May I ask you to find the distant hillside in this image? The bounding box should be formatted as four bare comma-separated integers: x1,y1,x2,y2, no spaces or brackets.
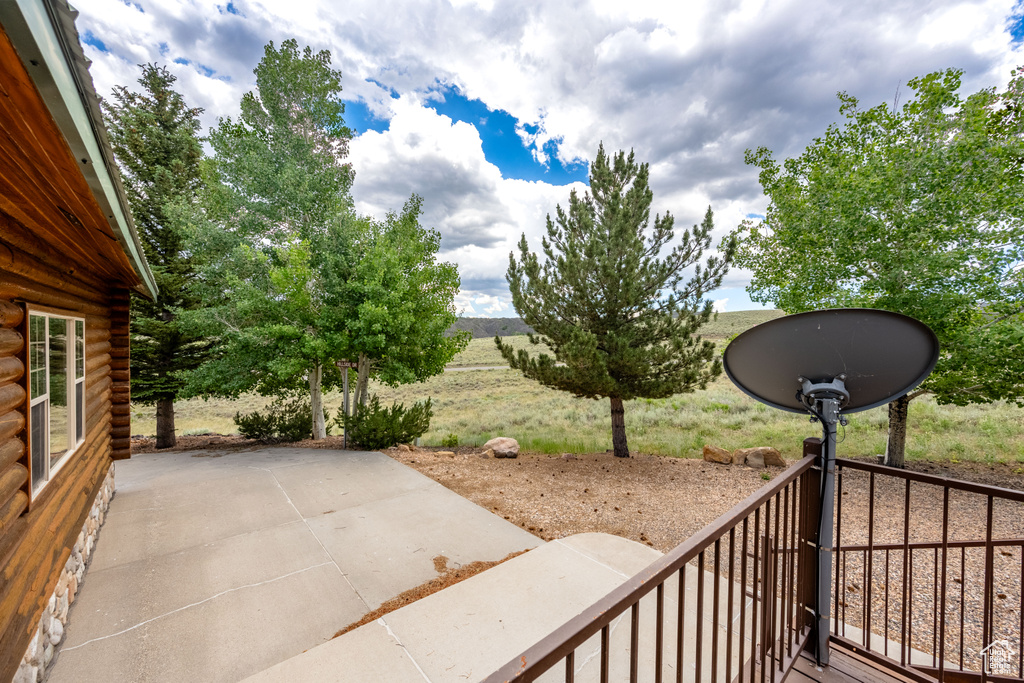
448,310,783,340
448,317,534,339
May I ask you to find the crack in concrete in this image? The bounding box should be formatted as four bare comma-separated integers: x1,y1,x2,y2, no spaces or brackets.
63,561,335,651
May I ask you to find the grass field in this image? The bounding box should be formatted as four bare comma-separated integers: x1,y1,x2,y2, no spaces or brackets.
131,311,1024,463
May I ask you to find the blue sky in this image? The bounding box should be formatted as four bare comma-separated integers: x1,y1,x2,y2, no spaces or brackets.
75,0,1021,316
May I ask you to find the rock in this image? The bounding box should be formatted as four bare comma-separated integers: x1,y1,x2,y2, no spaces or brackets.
48,619,63,645
561,453,577,460
12,664,37,683
479,449,493,459
434,451,456,457
396,444,411,452
702,444,733,465
484,437,520,459
734,446,786,468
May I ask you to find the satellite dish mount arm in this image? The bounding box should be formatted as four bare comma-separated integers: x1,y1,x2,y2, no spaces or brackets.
798,375,848,668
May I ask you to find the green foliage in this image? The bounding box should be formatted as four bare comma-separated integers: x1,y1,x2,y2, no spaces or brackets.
499,144,735,457
441,433,459,448
234,396,322,442
321,196,470,389
338,395,433,449
731,66,1024,463
183,40,356,438
185,41,465,440
104,64,212,445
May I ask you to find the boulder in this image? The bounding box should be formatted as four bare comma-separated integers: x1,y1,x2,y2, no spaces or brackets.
484,437,520,459
734,446,786,468
702,444,732,465
479,449,494,459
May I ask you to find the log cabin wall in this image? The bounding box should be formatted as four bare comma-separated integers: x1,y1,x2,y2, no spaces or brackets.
0,17,143,681
0,284,115,681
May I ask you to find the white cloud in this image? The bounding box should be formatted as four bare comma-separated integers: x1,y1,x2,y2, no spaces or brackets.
714,298,729,313
73,0,1024,317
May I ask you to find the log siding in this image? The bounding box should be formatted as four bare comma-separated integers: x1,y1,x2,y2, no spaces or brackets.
0,17,146,682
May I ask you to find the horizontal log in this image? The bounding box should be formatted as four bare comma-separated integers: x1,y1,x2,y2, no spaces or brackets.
0,384,24,418
0,271,108,318
0,357,23,385
111,449,130,461
85,353,110,376
0,490,28,541
84,325,110,344
0,438,23,473
0,301,22,329
0,214,110,294
86,400,111,433
0,411,24,443
0,328,22,357
110,404,130,417
85,390,111,415
85,340,111,359
109,411,130,425
85,376,111,403
108,348,129,361
0,463,27,511
110,437,131,452
109,425,131,439
110,385,129,399
110,369,129,382
0,236,106,303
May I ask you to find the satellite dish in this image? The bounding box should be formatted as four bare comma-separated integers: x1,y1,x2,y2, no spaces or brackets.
724,308,939,669
723,308,939,415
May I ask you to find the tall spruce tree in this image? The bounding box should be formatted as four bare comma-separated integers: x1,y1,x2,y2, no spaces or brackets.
104,64,210,449
499,145,736,457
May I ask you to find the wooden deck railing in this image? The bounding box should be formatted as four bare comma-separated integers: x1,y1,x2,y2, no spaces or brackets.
483,443,822,683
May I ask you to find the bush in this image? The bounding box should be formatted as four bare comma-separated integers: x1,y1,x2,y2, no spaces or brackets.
441,433,459,448
338,395,432,450
235,397,325,443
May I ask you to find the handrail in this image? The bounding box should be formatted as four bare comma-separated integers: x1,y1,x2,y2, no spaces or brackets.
483,453,818,682
835,458,1024,503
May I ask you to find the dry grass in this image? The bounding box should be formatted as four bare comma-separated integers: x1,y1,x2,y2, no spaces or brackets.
131,319,1024,464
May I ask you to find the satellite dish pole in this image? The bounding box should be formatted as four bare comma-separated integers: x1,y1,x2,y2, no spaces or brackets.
797,375,850,667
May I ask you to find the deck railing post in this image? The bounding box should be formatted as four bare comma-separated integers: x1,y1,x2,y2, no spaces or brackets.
799,437,823,656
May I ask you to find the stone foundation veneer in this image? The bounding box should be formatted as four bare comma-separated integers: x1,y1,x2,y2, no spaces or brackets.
13,466,115,683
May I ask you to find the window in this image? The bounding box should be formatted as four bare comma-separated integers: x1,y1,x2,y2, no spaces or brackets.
28,312,85,497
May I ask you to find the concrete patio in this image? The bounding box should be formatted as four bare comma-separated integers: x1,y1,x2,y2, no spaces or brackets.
47,447,545,682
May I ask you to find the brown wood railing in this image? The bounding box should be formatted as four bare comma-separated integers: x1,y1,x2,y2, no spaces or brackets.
483,442,823,683
832,458,1024,683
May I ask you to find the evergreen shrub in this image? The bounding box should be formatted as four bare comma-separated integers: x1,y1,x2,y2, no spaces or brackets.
235,397,323,442
338,395,432,449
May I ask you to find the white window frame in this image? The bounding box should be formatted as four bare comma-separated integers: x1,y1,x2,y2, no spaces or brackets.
28,310,86,499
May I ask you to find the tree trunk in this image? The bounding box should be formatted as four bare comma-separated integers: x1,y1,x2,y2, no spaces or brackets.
610,396,629,458
356,354,371,407
883,394,911,468
308,363,327,440
155,398,176,449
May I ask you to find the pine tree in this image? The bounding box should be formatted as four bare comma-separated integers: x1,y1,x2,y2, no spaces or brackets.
499,145,735,457
104,64,210,449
